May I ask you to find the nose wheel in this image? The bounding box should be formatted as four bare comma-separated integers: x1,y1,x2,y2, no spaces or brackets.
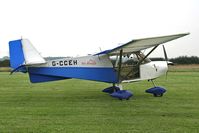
153,93,163,97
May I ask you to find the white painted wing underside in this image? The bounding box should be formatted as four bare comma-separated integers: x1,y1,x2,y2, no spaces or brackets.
22,39,46,65
109,33,189,55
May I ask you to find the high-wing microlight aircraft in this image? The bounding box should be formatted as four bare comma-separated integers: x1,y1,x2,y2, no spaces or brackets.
9,33,189,100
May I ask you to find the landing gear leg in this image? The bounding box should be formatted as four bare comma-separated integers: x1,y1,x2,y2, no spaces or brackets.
102,83,120,93
150,79,156,87
113,83,120,92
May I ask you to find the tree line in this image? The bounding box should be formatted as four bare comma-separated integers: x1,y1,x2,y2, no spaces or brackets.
0,56,199,67
0,59,10,67
170,56,199,64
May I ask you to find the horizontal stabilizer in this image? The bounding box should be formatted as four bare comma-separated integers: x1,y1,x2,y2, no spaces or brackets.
10,65,27,74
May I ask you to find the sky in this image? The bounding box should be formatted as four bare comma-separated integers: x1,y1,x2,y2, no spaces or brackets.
0,0,198,58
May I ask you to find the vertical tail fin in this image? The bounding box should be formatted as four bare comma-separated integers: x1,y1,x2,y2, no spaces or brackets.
21,39,46,65
9,39,46,73
9,39,66,83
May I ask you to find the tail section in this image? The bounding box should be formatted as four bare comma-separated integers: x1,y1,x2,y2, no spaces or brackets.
9,39,46,73
9,39,68,83
9,39,27,73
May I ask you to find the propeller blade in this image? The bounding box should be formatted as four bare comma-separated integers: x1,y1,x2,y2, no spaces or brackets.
166,70,168,80
162,45,168,62
163,45,169,80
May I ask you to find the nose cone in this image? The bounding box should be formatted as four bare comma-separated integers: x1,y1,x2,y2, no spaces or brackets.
155,61,168,76
140,61,169,80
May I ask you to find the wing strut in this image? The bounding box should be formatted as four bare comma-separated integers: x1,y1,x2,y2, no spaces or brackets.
137,45,159,66
117,49,123,83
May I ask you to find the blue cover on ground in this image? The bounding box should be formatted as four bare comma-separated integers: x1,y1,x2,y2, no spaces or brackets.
110,90,133,99
145,87,166,95
102,86,120,94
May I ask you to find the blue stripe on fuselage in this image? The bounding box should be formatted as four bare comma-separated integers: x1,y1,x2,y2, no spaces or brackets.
29,73,70,83
28,67,118,83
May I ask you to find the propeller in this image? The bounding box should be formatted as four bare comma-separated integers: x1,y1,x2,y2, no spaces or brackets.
163,45,168,63
163,45,174,66
162,45,169,79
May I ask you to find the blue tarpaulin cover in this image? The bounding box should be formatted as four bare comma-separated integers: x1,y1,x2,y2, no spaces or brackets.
110,90,133,100
145,87,166,95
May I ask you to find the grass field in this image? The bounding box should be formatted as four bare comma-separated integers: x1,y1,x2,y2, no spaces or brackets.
0,67,199,132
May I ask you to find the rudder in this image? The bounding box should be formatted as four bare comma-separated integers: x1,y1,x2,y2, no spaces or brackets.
9,39,27,73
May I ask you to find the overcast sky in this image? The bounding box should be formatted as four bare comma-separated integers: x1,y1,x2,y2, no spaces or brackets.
0,0,198,58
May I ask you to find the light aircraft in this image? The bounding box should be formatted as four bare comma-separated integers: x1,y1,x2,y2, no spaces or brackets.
9,33,189,100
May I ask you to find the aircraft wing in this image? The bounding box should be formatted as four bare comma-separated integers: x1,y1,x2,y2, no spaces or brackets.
96,33,189,55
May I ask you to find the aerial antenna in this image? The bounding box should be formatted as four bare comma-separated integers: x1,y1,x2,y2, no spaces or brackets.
162,45,169,79
99,47,102,52
118,43,123,46
162,45,168,62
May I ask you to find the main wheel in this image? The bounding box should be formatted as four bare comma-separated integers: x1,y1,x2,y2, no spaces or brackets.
153,94,158,97
154,93,163,97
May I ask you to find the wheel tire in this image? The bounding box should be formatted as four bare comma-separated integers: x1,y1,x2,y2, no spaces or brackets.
153,94,158,97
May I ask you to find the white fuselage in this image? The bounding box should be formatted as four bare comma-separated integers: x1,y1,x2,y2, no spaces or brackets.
37,55,168,83
123,61,168,83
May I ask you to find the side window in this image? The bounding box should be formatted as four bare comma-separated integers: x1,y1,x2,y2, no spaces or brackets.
123,54,139,66
109,52,151,67
109,53,139,67
136,52,151,64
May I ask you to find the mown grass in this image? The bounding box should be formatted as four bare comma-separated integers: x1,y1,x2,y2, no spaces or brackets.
0,71,199,133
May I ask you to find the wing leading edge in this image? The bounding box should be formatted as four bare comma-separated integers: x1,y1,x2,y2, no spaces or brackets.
96,33,190,55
